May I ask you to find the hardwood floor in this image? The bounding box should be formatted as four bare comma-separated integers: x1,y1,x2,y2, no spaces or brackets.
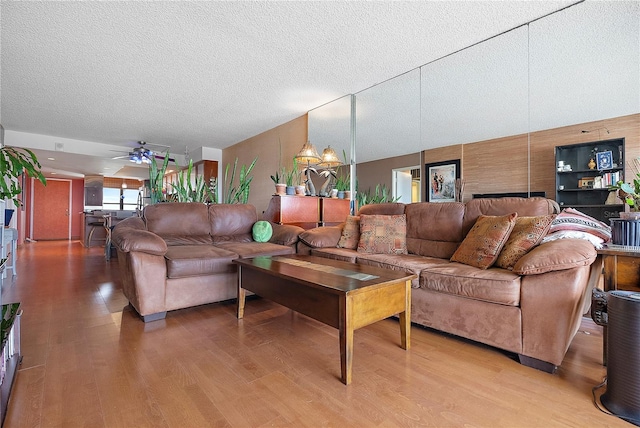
0,241,629,427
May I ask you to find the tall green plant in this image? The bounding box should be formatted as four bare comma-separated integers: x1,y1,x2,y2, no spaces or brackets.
169,159,216,203
357,184,400,208
0,146,47,206
223,157,257,204
148,151,171,204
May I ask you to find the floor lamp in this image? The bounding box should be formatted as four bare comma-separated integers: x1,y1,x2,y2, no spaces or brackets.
294,141,321,196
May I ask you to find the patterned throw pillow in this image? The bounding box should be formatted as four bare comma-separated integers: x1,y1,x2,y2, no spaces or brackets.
548,208,611,241
494,215,555,270
450,213,518,269
357,214,407,255
337,215,360,249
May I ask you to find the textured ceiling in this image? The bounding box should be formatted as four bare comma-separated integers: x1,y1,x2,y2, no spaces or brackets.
0,0,595,177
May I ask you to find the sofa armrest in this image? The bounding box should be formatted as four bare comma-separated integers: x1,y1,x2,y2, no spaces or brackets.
269,223,305,246
298,225,344,249
112,228,168,256
512,239,596,275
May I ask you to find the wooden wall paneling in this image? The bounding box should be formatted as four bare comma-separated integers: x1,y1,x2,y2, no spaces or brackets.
529,113,640,201
462,134,529,201
420,114,640,204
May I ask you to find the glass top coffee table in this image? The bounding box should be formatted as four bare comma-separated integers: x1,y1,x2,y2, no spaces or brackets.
234,255,415,385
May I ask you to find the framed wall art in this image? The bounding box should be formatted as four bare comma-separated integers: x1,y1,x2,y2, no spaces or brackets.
426,159,460,203
596,150,613,170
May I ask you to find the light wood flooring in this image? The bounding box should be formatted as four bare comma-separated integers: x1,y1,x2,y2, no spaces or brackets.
0,241,630,427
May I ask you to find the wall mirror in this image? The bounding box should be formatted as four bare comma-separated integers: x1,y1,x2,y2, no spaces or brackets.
307,1,638,208
355,68,421,203
421,24,529,200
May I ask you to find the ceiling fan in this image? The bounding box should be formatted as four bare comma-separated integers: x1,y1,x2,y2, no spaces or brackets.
112,141,174,164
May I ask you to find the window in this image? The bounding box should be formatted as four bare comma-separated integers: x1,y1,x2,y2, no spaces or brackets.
103,188,141,210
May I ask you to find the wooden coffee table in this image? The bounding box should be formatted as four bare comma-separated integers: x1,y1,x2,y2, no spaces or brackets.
234,255,415,385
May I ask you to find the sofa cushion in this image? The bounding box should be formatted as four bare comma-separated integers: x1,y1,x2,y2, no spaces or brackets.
144,202,211,242
451,213,517,269
165,245,238,279
357,214,408,255
299,225,343,248
462,197,554,236
311,247,358,263
215,241,294,259
494,215,555,270
405,202,465,258
420,262,522,306
355,253,451,289
358,203,406,216
337,215,360,249
252,220,273,242
209,204,257,243
512,238,596,275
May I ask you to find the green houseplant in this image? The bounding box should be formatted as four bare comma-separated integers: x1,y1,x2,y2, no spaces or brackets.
0,145,47,207
223,156,257,204
148,151,172,204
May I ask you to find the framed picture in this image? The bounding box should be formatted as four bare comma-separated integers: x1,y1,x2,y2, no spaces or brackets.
426,159,460,203
596,150,613,170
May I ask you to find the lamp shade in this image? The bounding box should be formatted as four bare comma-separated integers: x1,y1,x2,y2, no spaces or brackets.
294,141,321,165
319,146,342,168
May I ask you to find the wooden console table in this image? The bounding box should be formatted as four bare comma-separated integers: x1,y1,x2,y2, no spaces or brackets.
597,246,640,365
264,195,350,229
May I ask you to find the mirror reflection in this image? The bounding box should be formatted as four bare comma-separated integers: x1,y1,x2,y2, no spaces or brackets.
307,1,639,210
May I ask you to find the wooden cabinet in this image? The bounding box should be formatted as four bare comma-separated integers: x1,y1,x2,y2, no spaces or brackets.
264,195,351,229
596,247,640,365
555,138,625,222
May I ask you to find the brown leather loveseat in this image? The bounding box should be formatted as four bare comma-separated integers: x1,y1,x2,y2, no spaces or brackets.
112,203,303,322
297,197,599,372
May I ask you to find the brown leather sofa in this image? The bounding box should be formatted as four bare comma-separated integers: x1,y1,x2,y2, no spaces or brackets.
112,203,303,322
297,197,599,372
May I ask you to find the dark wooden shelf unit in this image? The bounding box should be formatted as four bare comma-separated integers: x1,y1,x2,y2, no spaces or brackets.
555,138,625,222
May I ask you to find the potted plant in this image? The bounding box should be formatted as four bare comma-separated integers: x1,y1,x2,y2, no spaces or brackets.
270,169,286,195
282,158,299,195
0,145,47,224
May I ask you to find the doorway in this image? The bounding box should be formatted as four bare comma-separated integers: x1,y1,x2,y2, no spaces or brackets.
392,166,421,203
31,178,72,240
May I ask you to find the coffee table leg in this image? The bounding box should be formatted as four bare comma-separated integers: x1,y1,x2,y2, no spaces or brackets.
339,296,353,385
237,267,246,319
399,279,411,350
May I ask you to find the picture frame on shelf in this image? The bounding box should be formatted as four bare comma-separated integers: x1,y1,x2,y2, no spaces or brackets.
426,159,460,203
596,150,613,170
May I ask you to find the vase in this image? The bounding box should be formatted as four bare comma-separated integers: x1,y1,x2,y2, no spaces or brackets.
275,183,287,195
337,191,345,199
588,158,596,169
295,185,306,196
285,186,295,195
330,189,338,198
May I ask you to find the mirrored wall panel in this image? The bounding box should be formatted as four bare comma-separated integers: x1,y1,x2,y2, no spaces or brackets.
529,1,639,132
421,25,529,150
307,94,352,165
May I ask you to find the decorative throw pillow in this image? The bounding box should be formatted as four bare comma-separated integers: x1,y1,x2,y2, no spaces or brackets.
337,215,360,249
357,214,407,255
548,208,611,241
494,215,555,270
252,221,273,242
450,213,518,269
